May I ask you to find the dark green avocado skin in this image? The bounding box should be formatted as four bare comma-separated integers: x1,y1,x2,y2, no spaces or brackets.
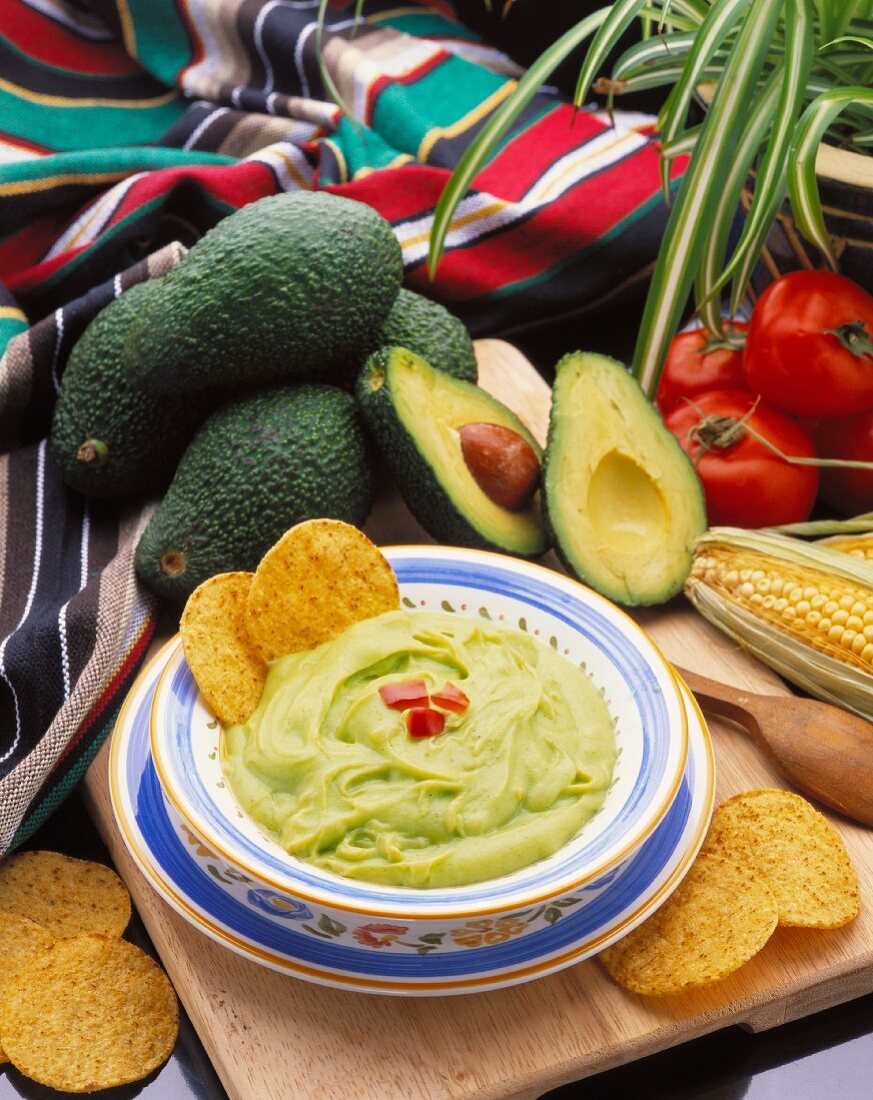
377,290,477,383
127,191,403,395
134,384,378,602
355,347,546,556
49,281,206,498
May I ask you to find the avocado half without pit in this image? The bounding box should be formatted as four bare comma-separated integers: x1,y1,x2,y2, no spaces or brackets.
543,352,706,606
356,347,548,557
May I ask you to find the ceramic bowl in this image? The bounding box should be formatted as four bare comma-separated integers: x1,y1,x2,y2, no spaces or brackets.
112,642,713,995
149,547,689,934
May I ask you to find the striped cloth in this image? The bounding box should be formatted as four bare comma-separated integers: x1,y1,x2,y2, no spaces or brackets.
0,0,683,854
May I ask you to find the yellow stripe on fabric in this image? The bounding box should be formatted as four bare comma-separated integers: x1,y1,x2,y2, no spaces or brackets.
399,199,508,250
116,0,138,59
416,80,516,163
0,171,130,197
0,76,176,109
353,152,413,179
536,131,636,204
321,138,349,185
0,307,26,322
274,149,311,190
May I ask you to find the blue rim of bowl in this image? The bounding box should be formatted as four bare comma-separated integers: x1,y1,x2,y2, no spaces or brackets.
111,643,714,993
149,546,689,918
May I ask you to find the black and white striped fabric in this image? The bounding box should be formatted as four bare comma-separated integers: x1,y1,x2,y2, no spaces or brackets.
0,243,185,855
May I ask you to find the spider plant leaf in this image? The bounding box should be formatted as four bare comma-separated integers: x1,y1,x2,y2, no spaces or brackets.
656,0,751,198
427,9,610,279
611,31,697,81
315,0,353,122
696,0,814,315
660,124,702,159
573,0,650,108
821,35,873,50
694,71,781,334
632,0,784,397
788,85,873,267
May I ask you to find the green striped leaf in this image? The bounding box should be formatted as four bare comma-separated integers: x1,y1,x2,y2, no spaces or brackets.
573,0,650,108
426,9,609,279
656,0,751,198
611,31,697,80
695,0,814,315
694,72,781,334
632,0,785,397
787,85,873,266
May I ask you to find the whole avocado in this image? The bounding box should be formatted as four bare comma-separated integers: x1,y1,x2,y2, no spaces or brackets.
127,192,403,395
134,384,378,602
49,281,206,498
376,290,477,383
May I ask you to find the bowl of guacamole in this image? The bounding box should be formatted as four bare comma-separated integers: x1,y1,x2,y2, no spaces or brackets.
222,607,618,889
151,546,688,930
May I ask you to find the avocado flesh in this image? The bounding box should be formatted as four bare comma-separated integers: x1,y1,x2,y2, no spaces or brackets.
544,352,706,606
358,348,547,557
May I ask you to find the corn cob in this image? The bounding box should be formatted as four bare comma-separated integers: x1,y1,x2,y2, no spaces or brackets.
685,527,873,722
817,532,873,563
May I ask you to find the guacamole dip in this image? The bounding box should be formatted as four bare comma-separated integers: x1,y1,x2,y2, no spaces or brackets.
222,610,616,888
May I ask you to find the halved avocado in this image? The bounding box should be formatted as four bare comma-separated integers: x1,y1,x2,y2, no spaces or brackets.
543,352,706,605
356,347,548,556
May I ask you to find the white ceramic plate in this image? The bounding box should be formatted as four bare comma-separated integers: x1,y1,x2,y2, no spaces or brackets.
110,640,714,996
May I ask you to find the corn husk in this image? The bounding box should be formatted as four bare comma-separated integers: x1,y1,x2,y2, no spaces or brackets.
685,527,873,723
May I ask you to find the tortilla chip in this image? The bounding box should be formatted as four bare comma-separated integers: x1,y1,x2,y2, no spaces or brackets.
0,933,178,1092
0,913,55,1064
599,853,778,996
0,852,130,939
246,519,400,661
180,571,267,726
701,788,860,929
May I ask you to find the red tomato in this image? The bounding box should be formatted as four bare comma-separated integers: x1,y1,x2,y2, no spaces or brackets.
664,390,819,527
655,323,749,413
808,411,873,515
378,680,429,711
743,271,873,417
406,708,445,738
431,682,469,714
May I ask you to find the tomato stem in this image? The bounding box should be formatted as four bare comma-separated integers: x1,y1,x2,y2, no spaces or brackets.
823,321,873,359
682,397,873,472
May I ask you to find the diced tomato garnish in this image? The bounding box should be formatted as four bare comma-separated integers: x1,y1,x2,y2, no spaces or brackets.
431,682,470,714
406,707,445,738
379,679,429,710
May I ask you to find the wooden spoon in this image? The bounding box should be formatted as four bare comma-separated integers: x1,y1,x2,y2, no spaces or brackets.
677,665,873,828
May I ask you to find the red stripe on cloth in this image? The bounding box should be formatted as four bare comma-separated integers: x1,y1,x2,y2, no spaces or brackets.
6,245,84,297
110,160,278,224
405,147,687,301
0,129,52,156
325,163,448,222
52,613,157,771
2,0,142,76
476,104,617,202
0,213,72,283
6,160,278,297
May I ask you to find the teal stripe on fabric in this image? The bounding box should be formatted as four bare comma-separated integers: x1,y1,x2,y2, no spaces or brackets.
0,145,235,187
371,55,509,157
116,0,195,86
7,703,123,853
373,12,480,41
0,311,27,358
0,86,188,152
324,117,408,182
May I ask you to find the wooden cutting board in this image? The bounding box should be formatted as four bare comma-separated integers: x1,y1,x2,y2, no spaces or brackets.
83,339,873,1100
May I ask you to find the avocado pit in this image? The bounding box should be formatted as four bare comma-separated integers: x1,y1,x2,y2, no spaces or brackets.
458,422,540,511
